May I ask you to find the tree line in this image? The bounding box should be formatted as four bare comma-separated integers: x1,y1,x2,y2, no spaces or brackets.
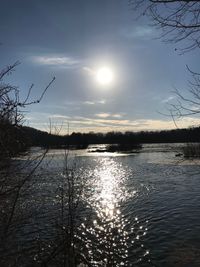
21,125,200,148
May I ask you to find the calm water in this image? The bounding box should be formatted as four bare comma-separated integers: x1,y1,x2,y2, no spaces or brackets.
13,144,200,266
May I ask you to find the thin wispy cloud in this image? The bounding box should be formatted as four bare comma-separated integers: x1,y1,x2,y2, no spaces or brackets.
134,26,154,38
98,100,106,104
32,55,80,68
83,101,95,105
83,100,106,105
28,111,200,132
68,117,200,131
50,114,70,119
95,113,110,118
66,118,131,127
28,114,200,134
112,114,123,118
161,96,176,103
95,113,124,119
82,66,95,76
121,26,155,40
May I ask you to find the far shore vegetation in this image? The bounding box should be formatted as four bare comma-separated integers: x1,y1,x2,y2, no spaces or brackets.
19,125,200,149
2,124,200,157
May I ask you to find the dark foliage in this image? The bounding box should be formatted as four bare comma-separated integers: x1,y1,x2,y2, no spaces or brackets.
0,62,55,159
22,126,200,148
106,143,142,152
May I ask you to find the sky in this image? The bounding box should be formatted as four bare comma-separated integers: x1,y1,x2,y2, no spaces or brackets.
1,0,200,134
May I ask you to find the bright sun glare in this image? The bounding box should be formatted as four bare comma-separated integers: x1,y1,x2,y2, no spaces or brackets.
96,67,113,85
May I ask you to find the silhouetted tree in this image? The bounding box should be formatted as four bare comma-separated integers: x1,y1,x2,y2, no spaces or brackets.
0,61,55,266
0,62,55,157
130,0,200,53
131,0,200,122
168,66,200,118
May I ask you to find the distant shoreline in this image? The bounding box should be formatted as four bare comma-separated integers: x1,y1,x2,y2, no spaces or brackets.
22,125,200,149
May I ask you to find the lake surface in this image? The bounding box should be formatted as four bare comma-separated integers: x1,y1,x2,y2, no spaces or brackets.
12,144,200,266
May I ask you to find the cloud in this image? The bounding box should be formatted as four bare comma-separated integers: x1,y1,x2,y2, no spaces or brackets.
50,114,70,119
121,26,155,40
161,96,176,103
134,26,154,38
83,100,106,105
82,66,95,76
32,55,79,68
95,113,110,118
95,113,124,119
65,116,200,132
112,114,123,118
83,101,95,105
98,100,106,104
27,111,200,134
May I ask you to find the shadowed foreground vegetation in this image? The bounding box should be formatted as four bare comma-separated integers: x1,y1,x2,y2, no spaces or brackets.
183,144,200,158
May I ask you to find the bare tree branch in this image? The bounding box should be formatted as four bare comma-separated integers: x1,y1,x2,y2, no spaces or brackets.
130,0,200,52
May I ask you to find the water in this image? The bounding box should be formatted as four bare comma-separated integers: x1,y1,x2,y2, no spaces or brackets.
8,144,200,266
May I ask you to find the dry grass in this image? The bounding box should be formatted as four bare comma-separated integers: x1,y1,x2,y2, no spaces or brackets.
183,143,200,158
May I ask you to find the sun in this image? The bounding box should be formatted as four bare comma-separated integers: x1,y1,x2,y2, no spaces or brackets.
96,67,113,85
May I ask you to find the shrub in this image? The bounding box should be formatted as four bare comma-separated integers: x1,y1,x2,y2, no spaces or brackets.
183,143,200,158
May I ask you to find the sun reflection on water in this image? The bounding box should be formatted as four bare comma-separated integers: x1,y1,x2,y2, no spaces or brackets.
76,157,151,266
94,158,127,218
83,158,130,266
